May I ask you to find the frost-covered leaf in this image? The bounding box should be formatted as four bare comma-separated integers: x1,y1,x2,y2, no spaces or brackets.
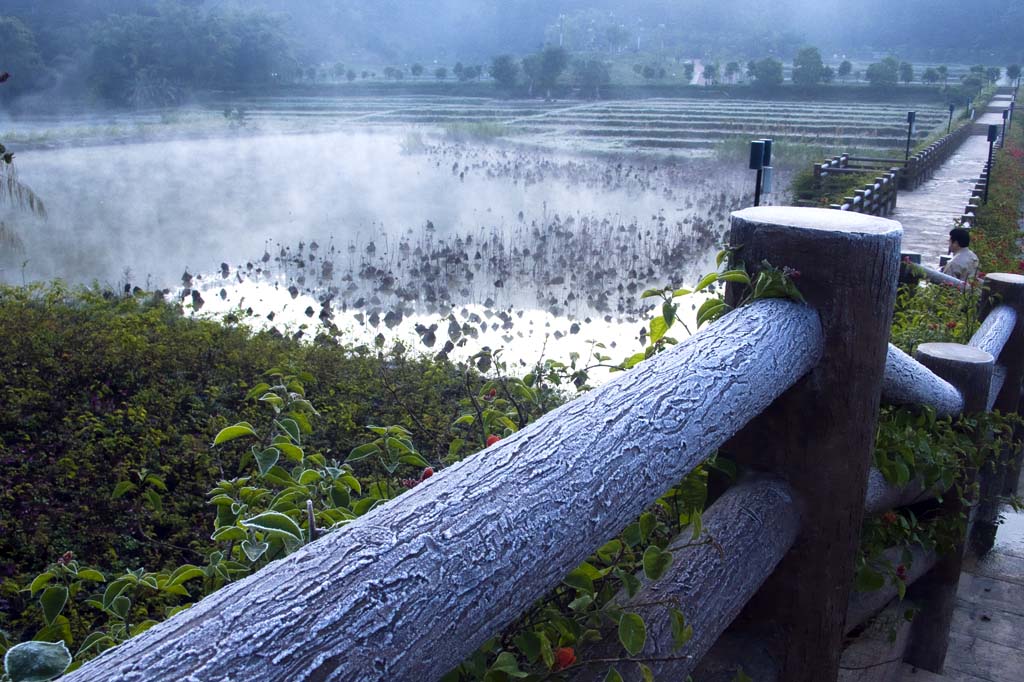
4,641,72,682
39,586,67,627
618,613,646,655
241,511,302,542
213,422,258,446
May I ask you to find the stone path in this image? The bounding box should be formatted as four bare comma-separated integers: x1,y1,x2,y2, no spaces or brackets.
893,136,989,264
898,471,1024,682
894,93,1014,267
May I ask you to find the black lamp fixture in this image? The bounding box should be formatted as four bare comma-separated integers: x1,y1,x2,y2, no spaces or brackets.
749,139,773,206
985,124,998,203
905,111,916,161
947,103,955,133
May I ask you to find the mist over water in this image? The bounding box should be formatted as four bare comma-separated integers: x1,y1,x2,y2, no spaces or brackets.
7,129,697,287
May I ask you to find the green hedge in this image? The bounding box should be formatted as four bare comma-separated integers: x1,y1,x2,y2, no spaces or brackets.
0,284,469,591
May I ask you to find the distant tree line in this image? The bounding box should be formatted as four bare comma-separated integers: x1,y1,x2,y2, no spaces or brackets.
0,4,294,106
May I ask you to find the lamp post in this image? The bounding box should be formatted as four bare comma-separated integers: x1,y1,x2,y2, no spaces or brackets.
947,103,955,134
749,138,773,207
985,124,998,203
1002,109,1009,146
905,111,916,161
750,140,765,206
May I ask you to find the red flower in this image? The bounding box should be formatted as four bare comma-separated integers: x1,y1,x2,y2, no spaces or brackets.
486,434,501,447
896,564,907,581
946,321,957,329
420,467,434,480
57,551,73,566
882,511,898,526
552,647,576,671
484,388,497,401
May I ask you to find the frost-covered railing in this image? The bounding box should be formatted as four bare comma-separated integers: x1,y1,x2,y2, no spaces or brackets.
807,121,973,219
830,169,899,216
62,209,1021,682
900,121,974,190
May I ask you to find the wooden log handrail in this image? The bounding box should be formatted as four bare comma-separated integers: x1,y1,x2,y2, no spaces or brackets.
63,298,824,682
58,210,1024,682
881,343,964,417
565,476,801,681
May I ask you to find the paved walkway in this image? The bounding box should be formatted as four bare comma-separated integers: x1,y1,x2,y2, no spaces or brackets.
898,471,1024,682
894,93,1014,267
894,136,989,264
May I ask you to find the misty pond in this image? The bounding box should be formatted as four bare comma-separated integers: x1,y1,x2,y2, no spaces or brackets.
2,115,752,370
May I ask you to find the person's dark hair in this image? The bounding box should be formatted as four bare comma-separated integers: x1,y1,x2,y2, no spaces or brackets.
949,227,971,248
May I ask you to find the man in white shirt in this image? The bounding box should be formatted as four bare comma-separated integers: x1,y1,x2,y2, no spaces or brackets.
943,227,979,281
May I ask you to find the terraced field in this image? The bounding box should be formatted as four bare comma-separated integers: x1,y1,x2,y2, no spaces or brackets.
200,94,954,157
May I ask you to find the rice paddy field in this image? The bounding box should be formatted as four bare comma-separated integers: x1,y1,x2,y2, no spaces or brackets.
3,93,954,158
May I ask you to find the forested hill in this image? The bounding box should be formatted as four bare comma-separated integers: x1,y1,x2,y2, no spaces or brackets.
1,0,1021,107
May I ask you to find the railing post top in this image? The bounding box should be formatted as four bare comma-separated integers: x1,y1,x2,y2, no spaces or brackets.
731,206,901,238
982,273,1024,311
915,342,994,413
984,273,1024,288
915,342,993,367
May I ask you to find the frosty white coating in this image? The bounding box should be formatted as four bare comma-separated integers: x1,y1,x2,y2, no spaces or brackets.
969,305,1016,359
731,206,902,235
881,343,964,417
988,364,1006,412
62,299,823,682
565,477,801,682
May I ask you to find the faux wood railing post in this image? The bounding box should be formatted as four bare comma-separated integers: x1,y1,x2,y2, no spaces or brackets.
903,343,994,672
722,207,902,682
977,275,1024,542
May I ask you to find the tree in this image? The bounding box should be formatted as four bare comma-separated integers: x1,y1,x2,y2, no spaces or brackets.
434,67,447,80
0,17,47,97
572,59,610,98
524,46,568,98
683,62,695,83
489,55,518,90
724,61,740,83
539,46,569,92
921,67,940,85
751,57,783,89
937,65,948,85
838,60,852,82
333,62,345,79
985,66,1001,84
899,61,914,85
641,64,656,80
0,75,46,255
792,47,825,86
702,62,719,85
821,65,835,83
521,54,540,96
1009,64,1022,86
865,57,899,88
411,63,424,78
453,62,464,79
346,69,356,82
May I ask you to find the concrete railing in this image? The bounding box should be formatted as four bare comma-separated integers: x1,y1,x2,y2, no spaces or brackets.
61,208,1024,682
806,119,974,218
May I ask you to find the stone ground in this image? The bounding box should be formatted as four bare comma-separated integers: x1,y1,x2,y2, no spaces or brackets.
898,469,1024,682
894,136,990,265
894,93,1015,267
